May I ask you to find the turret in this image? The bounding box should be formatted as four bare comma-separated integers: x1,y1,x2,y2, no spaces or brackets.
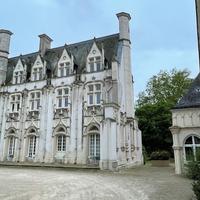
0,29,12,85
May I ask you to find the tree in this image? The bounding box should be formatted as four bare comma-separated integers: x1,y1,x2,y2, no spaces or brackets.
137,68,192,107
136,68,192,155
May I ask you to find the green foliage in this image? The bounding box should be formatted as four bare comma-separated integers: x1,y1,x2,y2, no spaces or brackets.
137,68,192,107
186,161,200,180
150,151,170,160
193,180,200,200
136,68,192,155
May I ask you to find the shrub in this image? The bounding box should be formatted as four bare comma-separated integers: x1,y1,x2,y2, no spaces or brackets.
150,151,170,160
186,161,200,180
193,180,200,200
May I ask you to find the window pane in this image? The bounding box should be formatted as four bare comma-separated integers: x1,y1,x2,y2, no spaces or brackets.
58,98,62,107
60,67,64,77
90,63,94,72
185,137,193,144
66,68,70,76
185,147,194,161
96,62,101,71
31,101,34,110
36,99,40,109
36,92,40,98
17,95,20,101
88,85,93,92
89,94,93,105
95,84,101,91
17,103,20,111
31,93,35,99
64,88,69,95
89,58,94,62
64,97,68,107
58,89,62,96
96,92,101,104
195,137,200,144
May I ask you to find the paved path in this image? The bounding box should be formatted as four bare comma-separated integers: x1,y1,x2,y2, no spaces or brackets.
0,165,193,200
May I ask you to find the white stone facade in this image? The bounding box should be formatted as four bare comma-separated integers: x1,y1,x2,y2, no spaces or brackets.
0,12,143,170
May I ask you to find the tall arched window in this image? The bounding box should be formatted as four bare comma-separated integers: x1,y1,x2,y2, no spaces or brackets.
88,126,100,161
184,135,200,161
56,127,66,152
8,135,15,157
27,129,37,158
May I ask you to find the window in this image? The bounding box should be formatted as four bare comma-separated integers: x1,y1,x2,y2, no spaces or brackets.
57,135,66,152
56,88,70,108
13,71,23,84
10,94,21,113
58,62,71,77
8,136,15,156
87,83,102,105
89,134,100,160
28,135,36,158
88,56,102,72
29,92,41,111
184,136,200,161
32,67,43,81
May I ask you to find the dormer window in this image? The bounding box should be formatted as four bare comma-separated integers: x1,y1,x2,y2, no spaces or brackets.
87,42,102,73
13,59,26,84
31,55,45,81
58,62,70,77
57,49,73,78
9,94,21,113
89,56,101,72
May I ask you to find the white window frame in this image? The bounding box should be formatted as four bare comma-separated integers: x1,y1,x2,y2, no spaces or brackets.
87,83,102,106
58,62,71,77
9,94,21,113
28,135,37,158
8,136,15,157
13,71,23,84
89,133,100,160
88,56,102,72
184,135,200,161
31,66,43,81
56,87,70,109
57,135,66,152
29,91,41,111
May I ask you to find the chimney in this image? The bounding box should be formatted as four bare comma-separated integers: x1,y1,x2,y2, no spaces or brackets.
116,12,131,42
0,29,12,85
38,34,53,56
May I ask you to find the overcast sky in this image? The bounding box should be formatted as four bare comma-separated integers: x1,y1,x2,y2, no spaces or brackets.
0,0,199,99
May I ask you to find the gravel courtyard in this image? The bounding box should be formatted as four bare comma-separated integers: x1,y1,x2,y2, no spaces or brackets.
0,165,193,200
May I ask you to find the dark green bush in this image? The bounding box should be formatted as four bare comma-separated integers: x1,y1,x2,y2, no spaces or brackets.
150,151,170,160
193,180,200,200
186,161,200,180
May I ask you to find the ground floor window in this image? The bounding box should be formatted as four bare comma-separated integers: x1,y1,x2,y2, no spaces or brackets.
184,135,200,161
8,136,15,157
57,135,66,152
89,134,100,160
28,136,36,158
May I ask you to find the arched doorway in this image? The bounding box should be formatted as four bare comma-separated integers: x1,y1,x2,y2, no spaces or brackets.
88,125,100,165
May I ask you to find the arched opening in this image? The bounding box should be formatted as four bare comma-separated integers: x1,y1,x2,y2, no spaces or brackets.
87,125,100,164
8,136,15,158
184,135,200,161
27,129,37,159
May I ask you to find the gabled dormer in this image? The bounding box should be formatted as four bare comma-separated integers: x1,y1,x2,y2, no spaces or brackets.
87,41,103,73
31,55,45,81
57,48,73,77
12,58,26,84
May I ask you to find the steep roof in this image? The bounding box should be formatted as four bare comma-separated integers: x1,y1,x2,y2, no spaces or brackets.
6,33,119,84
174,73,200,109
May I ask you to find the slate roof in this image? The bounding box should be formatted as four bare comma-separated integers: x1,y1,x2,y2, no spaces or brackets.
6,33,119,84
174,73,200,109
